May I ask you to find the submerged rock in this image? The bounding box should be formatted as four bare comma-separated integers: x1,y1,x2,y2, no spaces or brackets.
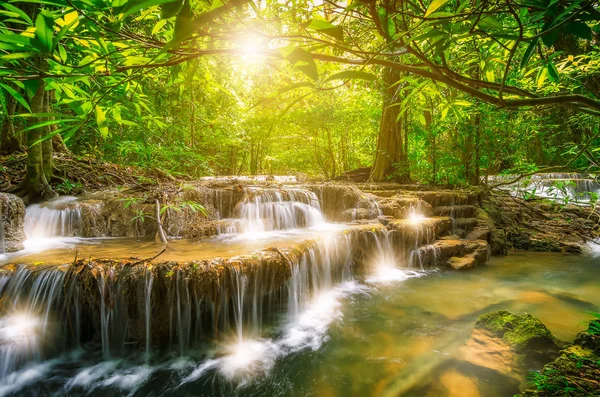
0,192,26,252
475,311,560,358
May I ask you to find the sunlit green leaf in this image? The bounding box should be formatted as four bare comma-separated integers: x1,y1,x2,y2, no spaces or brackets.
425,0,450,17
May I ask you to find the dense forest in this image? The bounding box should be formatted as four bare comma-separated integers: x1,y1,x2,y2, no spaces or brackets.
1,0,599,203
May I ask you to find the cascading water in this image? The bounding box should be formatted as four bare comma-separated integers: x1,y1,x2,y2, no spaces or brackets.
0,184,466,395
489,173,600,204
236,188,325,234
24,196,83,238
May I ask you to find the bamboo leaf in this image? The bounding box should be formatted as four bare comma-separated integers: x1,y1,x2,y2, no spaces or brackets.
35,9,54,52
20,118,79,132
95,105,109,138
425,0,450,17
0,82,31,112
0,3,33,24
520,38,539,69
547,61,559,82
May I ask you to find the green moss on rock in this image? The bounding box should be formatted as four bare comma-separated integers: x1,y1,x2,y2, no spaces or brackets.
475,311,558,353
518,319,600,397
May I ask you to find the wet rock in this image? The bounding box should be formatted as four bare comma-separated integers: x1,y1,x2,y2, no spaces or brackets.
518,319,600,397
377,195,433,219
474,208,507,255
475,311,560,357
0,192,26,252
414,191,477,207
307,185,362,221
433,205,477,218
417,239,489,269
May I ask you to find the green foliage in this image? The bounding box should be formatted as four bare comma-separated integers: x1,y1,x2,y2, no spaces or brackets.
0,0,599,185
55,179,83,195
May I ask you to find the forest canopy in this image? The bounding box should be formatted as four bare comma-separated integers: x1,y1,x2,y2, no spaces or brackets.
1,0,600,202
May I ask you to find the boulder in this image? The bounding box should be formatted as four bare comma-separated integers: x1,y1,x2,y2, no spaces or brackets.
518,319,600,397
475,311,560,357
0,192,26,253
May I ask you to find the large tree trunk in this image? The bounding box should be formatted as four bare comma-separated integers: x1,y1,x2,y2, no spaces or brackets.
1,88,22,154
17,79,56,204
42,91,53,181
370,67,410,182
471,112,481,185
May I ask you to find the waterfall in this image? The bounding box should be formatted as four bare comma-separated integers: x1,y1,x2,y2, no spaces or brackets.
236,188,325,233
24,196,83,238
144,269,153,363
0,184,480,390
0,267,66,378
489,173,600,203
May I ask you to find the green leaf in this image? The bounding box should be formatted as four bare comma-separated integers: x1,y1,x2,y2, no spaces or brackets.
564,21,592,40
0,82,31,112
21,118,78,133
0,3,33,24
35,9,54,53
478,16,502,30
520,38,539,69
324,70,377,83
425,0,450,17
95,105,109,138
547,61,559,82
307,18,343,41
58,44,67,62
541,22,559,47
0,52,35,61
282,47,319,81
161,0,184,19
121,0,182,19
151,18,167,35
23,79,40,100
536,67,548,88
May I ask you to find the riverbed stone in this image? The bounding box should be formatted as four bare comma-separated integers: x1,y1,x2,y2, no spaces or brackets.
0,192,26,252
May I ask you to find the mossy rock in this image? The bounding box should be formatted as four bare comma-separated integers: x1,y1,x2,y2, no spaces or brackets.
475,311,559,353
517,319,600,397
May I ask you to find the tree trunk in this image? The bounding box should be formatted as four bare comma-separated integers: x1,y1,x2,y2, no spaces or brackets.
472,112,481,185
370,67,410,182
1,88,22,154
18,78,56,204
42,91,53,182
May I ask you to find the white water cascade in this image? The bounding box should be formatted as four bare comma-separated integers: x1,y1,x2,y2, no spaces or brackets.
0,184,453,394
236,188,325,234
24,196,83,239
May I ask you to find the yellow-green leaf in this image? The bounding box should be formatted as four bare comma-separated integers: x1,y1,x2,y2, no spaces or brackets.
425,0,450,17
95,105,109,138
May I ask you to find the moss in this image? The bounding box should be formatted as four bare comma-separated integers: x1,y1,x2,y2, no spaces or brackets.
475,311,557,352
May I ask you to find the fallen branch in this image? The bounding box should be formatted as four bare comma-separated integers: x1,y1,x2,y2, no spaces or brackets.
154,199,168,244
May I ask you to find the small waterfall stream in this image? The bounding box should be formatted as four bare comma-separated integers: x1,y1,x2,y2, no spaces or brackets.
236,188,325,234
0,185,464,394
24,196,83,239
